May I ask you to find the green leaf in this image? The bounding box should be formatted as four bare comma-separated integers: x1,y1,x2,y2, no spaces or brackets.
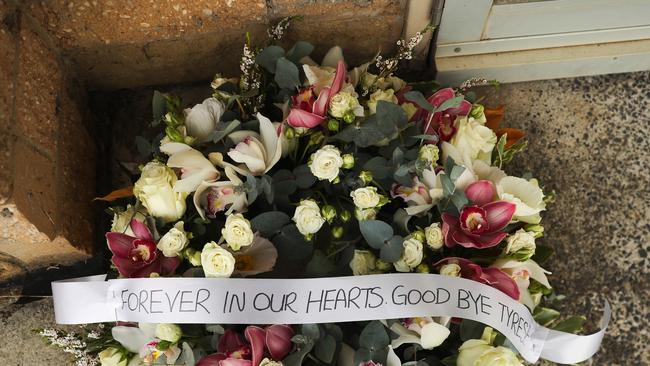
532,244,554,264
434,96,464,113
449,165,465,182
152,90,166,125
363,157,392,179
155,340,171,351
359,220,394,249
135,136,152,157
450,191,469,211
359,321,390,350
306,251,337,277
460,319,485,341
275,57,301,89
301,324,321,340
283,338,314,366
210,120,241,143
272,169,298,196
333,119,388,148
256,45,285,73
408,80,441,95
293,164,316,189
404,90,433,112
440,355,458,366
375,101,408,134
440,174,455,196
287,41,314,63
314,334,337,363
273,224,313,262
492,134,508,166
552,316,586,334
251,211,291,237
381,235,404,263
533,307,561,327
245,175,260,203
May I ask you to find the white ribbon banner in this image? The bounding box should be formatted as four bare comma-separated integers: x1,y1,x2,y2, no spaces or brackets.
51,274,609,364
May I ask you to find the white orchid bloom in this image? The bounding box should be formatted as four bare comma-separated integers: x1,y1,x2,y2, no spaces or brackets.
497,176,546,224
193,166,248,219
184,97,225,142
227,113,282,176
392,168,469,216
112,323,190,365
165,143,220,193
389,317,451,350
441,141,507,188
491,259,551,309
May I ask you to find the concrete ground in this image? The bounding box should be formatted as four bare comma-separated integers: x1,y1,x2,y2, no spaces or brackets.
1,71,648,365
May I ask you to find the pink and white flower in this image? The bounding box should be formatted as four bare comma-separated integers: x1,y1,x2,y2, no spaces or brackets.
435,257,520,300
228,113,283,175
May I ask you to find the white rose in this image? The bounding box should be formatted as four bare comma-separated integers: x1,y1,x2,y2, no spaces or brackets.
155,323,182,343
439,263,461,277
457,339,493,366
309,145,344,182
450,116,497,163
497,176,546,224
184,97,224,142
504,229,536,258
111,204,147,236
350,187,381,209
420,322,451,349
157,222,189,257
259,358,283,366
355,207,377,221
329,91,361,118
221,213,254,251
293,200,325,236
349,250,377,276
367,88,398,114
394,238,423,272
133,161,188,223
425,223,444,250
474,346,523,366
201,242,235,278
98,347,127,366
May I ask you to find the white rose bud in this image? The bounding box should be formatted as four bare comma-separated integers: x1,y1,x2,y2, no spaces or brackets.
157,221,189,257
355,207,378,221
418,144,439,164
474,346,523,366
440,263,461,277
309,145,344,182
201,242,235,278
184,97,224,142
450,116,497,163
221,213,254,251
133,161,187,223
98,347,127,366
367,88,398,114
349,250,377,276
184,248,202,267
504,229,536,260
293,200,326,236
425,223,444,250
155,323,182,343
111,204,147,237
394,237,424,272
350,187,381,209
259,359,283,366
329,91,361,118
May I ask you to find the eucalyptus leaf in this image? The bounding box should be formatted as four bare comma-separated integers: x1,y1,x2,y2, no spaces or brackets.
273,224,313,262
532,244,554,264
363,157,392,179
275,57,301,89
440,355,457,366
552,316,586,334
301,324,321,340
375,101,408,134
333,121,387,148
450,191,469,212
306,251,337,277
381,235,404,263
251,211,291,237
152,90,166,125
434,95,464,113
460,319,485,341
256,45,285,73
359,220,394,249
135,136,153,157
404,90,433,112
294,164,317,189
273,169,298,196
287,41,315,63
440,174,455,196
210,120,241,143
533,307,561,326
449,165,465,182
282,340,314,366
314,334,337,363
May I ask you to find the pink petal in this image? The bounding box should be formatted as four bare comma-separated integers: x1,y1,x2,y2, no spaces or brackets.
218,330,246,354
465,180,496,206
111,255,144,278
220,359,252,366
244,326,266,366
329,60,347,97
287,108,326,128
130,219,153,241
312,87,331,117
472,231,507,249
160,255,181,276
483,201,516,231
447,99,472,117
441,213,459,248
106,232,135,258
451,230,479,248
265,325,295,360
481,268,520,300
130,260,161,278
426,88,455,108
196,353,227,366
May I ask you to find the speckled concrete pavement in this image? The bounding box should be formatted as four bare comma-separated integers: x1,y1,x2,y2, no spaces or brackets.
1,71,648,365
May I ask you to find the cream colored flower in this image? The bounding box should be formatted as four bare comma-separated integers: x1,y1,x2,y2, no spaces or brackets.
293,199,325,236
355,207,378,221
439,263,461,277
329,91,363,118
350,187,381,209
450,116,497,163
227,113,282,176
349,250,377,276
111,204,147,236
491,259,551,309
165,144,220,193
201,242,235,278
221,213,254,251
157,221,189,257
309,145,344,182
394,237,423,272
184,97,224,142
497,176,546,224
474,346,523,366
133,161,187,223
155,323,182,343
259,358,283,366
98,347,127,366
367,88,398,114
504,229,536,259
390,317,450,350
193,166,248,220
425,222,444,250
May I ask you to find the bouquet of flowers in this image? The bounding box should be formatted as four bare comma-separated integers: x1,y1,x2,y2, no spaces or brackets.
40,18,587,366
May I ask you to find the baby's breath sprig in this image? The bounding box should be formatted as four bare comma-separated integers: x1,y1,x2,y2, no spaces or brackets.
267,15,302,41
238,32,264,115
37,328,99,366
375,24,435,78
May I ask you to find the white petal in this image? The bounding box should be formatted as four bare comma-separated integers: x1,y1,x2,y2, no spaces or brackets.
160,142,193,156
405,204,434,216
228,149,266,175
257,113,282,171
229,130,261,144
420,322,451,349
112,326,147,353
321,46,344,68
386,346,402,366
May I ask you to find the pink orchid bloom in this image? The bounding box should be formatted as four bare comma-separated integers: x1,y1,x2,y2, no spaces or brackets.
245,324,295,366
359,361,383,366
105,219,180,278
442,180,515,249
413,87,472,142
287,60,346,128
435,257,520,300
197,330,252,366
